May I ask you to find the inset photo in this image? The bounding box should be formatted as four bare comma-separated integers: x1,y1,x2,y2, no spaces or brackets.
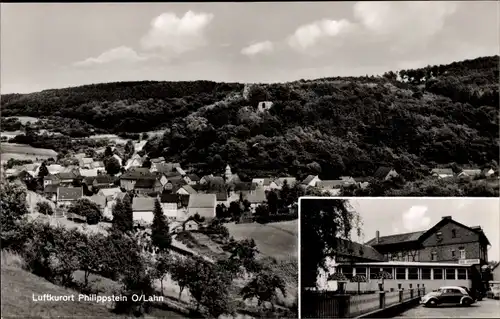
299,197,500,319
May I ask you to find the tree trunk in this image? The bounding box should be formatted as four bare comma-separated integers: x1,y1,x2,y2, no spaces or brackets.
160,276,164,296
84,270,89,287
179,287,184,300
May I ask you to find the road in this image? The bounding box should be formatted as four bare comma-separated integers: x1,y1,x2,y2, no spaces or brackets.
396,298,500,318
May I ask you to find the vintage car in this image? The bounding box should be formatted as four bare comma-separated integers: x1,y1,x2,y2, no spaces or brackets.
486,286,500,300
420,286,475,307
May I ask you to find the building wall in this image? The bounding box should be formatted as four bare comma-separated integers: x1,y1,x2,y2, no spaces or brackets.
492,266,500,281
133,211,154,224
419,242,481,263
344,278,471,292
188,207,215,220
161,203,178,221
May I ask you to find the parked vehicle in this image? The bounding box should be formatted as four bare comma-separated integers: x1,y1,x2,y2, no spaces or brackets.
420,286,475,307
486,287,500,300
458,286,482,301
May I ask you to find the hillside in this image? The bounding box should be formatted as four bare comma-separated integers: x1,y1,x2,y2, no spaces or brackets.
1,56,498,180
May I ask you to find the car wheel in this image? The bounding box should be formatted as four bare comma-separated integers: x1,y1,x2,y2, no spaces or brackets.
426,300,437,307
462,299,471,307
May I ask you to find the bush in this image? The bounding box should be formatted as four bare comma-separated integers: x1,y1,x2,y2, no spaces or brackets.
36,202,54,216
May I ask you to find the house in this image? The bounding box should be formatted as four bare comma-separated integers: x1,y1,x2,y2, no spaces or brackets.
252,178,273,188
43,184,58,202
492,263,500,282
183,219,200,231
229,182,257,199
175,166,186,176
79,168,99,177
85,195,107,212
151,157,165,165
458,169,482,178
353,177,371,189
340,176,356,183
176,184,197,195
23,163,40,177
150,162,179,174
431,168,454,179
187,194,217,220
134,178,163,195
120,168,156,191
482,168,495,177
132,197,155,224
44,174,61,187
57,187,83,206
125,154,143,170
73,153,87,160
84,175,116,190
373,167,398,180
4,168,20,178
159,193,181,221
216,192,228,205
245,189,267,210
200,175,225,187
79,157,94,169
302,175,321,187
47,164,64,175
273,177,297,189
57,171,81,184
97,187,123,201
170,221,183,234
164,175,187,192
257,101,273,112
90,161,105,171
184,173,200,185
316,180,348,195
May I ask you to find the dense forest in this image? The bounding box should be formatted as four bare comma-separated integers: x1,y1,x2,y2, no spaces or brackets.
1,56,499,180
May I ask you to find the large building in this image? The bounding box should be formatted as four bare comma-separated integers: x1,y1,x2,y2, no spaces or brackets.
320,216,492,292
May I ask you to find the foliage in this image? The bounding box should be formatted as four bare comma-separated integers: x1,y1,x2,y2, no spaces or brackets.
142,157,152,169
38,162,49,179
224,238,261,273
240,267,287,309
170,256,195,300
0,181,29,238
154,253,172,296
68,198,102,225
151,199,171,252
36,202,54,216
4,158,33,169
103,156,121,176
112,198,133,233
300,198,361,289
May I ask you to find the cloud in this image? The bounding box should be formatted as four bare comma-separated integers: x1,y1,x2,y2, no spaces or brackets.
140,11,214,54
241,41,274,56
287,19,353,51
73,46,148,67
402,206,431,232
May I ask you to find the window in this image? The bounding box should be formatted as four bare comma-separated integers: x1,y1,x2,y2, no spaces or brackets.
451,249,456,258
355,267,367,277
396,267,406,280
422,268,431,280
382,268,394,278
445,268,456,280
370,268,381,279
431,251,437,261
408,267,419,280
341,267,353,279
460,248,466,259
452,229,456,238
437,232,443,241
433,268,443,280
457,268,467,280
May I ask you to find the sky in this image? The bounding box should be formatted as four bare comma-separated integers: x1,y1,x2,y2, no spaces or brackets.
346,198,500,262
1,1,499,94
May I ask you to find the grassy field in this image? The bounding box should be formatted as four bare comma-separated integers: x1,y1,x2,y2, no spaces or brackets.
1,143,57,156
225,220,298,260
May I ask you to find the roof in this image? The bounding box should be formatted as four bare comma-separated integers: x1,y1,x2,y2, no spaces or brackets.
85,195,106,208
44,174,60,181
418,217,491,246
366,231,425,246
79,168,99,177
246,189,267,204
216,192,228,201
353,177,370,183
317,180,346,189
57,187,83,201
44,184,58,193
461,169,481,175
121,168,156,180
179,194,190,207
160,193,178,203
132,197,155,211
188,194,216,208
334,238,385,261
373,167,394,179
233,182,257,191
336,261,472,268
302,175,318,185
151,157,165,163
431,168,454,175
94,175,115,184
205,176,225,185
116,192,127,201
134,178,159,189
90,161,104,169
47,164,64,174
98,187,122,197
154,163,176,173
80,157,93,165
252,178,273,186
187,174,200,181
57,171,80,180
179,185,197,195
175,166,186,175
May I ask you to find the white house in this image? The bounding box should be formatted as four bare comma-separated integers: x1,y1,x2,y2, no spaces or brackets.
302,175,321,187
132,197,155,224
431,168,454,179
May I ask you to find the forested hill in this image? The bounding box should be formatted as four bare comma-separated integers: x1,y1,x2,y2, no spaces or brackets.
1,56,499,180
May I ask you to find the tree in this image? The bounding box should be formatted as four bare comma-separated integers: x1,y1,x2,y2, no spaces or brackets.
300,198,361,290
78,232,106,289
104,156,121,176
228,201,242,220
0,181,30,247
38,162,49,179
104,146,113,158
112,198,133,233
36,202,54,215
266,190,279,215
170,257,195,300
68,199,102,225
154,253,172,296
151,199,171,252
240,268,287,310
224,238,260,274
142,157,152,169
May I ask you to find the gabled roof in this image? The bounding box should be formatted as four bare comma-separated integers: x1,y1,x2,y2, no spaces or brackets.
132,197,155,211
461,169,481,176
121,168,156,180
57,187,83,201
176,166,186,175
274,177,297,187
80,157,93,165
134,178,159,189
79,168,99,177
187,174,200,181
418,217,491,246
90,161,104,169
252,178,273,186
216,192,228,201
179,185,197,195
373,167,394,179
302,175,318,185
365,231,425,246
155,163,176,173
246,189,267,204
205,176,225,185
94,175,115,184
85,195,106,209
431,168,454,175
188,194,216,208
317,180,346,189
160,193,179,203
57,171,80,180
233,182,257,191
151,157,165,163
98,187,122,197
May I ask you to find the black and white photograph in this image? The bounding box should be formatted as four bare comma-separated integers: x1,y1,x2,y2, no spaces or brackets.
0,1,498,319
299,197,500,318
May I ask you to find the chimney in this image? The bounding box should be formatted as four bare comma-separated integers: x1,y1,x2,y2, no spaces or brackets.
442,216,452,220
376,231,380,244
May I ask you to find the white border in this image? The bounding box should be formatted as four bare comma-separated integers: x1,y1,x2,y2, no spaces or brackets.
297,196,499,319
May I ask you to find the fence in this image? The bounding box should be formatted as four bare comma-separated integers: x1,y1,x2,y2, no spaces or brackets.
302,284,426,318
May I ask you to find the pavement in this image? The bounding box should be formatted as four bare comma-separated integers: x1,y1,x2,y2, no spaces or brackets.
396,298,500,318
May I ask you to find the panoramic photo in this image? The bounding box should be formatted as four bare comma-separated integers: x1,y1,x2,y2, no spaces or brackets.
0,1,498,319
299,197,500,319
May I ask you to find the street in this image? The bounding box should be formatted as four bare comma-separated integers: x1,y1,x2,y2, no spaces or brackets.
396,298,500,318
